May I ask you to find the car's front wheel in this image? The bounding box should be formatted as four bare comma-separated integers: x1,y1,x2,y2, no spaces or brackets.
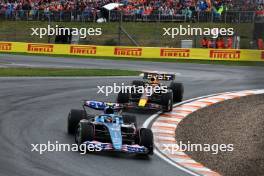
136,128,154,155
161,91,173,112
170,82,184,103
75,121,94,146
67,109,86,135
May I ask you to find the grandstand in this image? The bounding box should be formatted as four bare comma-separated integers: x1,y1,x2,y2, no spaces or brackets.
0,0,262,22
0,0,262,49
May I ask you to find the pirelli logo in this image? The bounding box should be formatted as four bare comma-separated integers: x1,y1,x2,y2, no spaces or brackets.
160,48,190,57
210,50,240,59
28,44,54,53
70,46,96,55
114,48,142,56
0,43,12,51
261,51,264,60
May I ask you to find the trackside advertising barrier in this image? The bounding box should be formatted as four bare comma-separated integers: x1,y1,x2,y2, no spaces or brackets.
0,41,263,61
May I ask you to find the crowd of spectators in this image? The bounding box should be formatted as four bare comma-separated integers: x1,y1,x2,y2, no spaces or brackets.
0,0,263,20
200,36,234,49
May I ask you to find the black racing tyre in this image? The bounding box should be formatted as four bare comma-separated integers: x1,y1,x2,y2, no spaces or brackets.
132,80,145,87
136,128,153,155
67,109,86,135
75,121,94,146
117,91,130,103
161,91,173,112
131,80,144,100
170,82,184,103
123,114,137,128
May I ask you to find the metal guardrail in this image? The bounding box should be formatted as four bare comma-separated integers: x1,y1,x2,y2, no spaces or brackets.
0,10,259,23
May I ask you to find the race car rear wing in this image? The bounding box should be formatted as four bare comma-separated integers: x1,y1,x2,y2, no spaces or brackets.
84,100,122,111
83,100,163,112
141,71,176,81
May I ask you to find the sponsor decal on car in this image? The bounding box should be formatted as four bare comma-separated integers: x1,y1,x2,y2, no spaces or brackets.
210,50,240,59
160,48,190,57
114,47,142,56
144,72,175,80
0,42,12,51
70,46,96,55
28,44,54,53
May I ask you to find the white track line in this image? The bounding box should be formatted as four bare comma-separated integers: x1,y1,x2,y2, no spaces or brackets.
143,89,264,176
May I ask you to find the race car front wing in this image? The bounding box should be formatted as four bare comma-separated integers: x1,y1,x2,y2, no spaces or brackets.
125,102,162,110
83,141,149,154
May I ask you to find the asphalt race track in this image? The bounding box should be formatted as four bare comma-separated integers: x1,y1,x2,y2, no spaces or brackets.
0,54,264,176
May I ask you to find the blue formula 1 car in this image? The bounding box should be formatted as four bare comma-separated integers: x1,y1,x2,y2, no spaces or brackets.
67,101,153,155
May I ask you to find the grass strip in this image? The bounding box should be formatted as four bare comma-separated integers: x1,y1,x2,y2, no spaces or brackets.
0,68,140,77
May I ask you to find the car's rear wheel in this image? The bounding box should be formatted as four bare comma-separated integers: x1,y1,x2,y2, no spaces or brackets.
117,91,130,103
161,91,173,112
136,128,153,155
123,114,137,128
67,109,86,135
132,80,145,87
170,82,184,103
131,80,144,100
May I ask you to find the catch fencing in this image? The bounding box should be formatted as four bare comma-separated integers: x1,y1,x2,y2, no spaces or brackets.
0,10,257,23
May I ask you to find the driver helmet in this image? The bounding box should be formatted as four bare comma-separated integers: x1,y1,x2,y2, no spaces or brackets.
149,77,159,84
